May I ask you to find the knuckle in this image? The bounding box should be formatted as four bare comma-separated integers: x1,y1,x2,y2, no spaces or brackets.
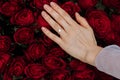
49,18,54,23
55,15,63,21
62,33,68,38
51,34,57,40
56,18,65,25
61,10,67,16
45,30,50,34
51,35,62,45
49,8,54,13
54,5,59,10
52,12,63,22
53,22,59,28
45,15,51,20
62,12,70,18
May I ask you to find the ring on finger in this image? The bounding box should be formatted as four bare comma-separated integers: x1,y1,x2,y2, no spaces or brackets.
58,29,62,33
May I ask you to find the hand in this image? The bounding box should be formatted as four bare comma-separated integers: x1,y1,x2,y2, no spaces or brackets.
41,2,103,66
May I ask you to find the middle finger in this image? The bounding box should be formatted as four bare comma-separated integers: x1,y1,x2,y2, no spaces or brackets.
41,11,66,36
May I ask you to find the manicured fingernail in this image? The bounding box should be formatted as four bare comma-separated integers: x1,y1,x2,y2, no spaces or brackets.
50,2,56,6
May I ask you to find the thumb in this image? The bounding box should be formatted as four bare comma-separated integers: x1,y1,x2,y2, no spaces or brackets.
75,12,91,29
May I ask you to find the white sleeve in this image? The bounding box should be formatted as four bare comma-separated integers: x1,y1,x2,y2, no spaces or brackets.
95,45,120,79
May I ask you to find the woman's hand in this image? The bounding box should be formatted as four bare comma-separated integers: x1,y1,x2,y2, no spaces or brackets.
41,2,103,66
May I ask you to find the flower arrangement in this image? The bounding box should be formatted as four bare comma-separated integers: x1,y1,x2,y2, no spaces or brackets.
0,0,120,80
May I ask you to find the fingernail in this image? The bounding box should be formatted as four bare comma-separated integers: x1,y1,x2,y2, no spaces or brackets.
41,27,47,31
50,2,56,6
41,11,45,16
76,12,81,17
43,4,49,9
75,12,79,15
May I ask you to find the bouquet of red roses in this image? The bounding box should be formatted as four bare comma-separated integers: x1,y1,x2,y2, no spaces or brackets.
0,0,120,80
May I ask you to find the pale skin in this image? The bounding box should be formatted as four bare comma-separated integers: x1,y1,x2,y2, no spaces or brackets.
41,2,103,66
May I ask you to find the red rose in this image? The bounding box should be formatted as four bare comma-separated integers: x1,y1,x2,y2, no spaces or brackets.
0,52,11,73
34,0,57,9
9,0,24,4
105,32,115,44
14,27,34,44
113,35,120,46
25,43,46,61
8,57,26,76
41,35,54,47
98,72,113,80
94,68,113,80
77,0,98,10
43,56,66,70
23,78,34,80
3,72,12,80
102,0,120,11
69,59,87,71
48,47,67,58
10,9,34,26
0,2,20,16
0,1,3,7
72,70,95,80
50,70,69,80
111,14,120,35
65,76,73,80
61,1,81,17
86,10,113,41
24,64,48,79
37,15,51,29
0,36,11,52
107,14,120,45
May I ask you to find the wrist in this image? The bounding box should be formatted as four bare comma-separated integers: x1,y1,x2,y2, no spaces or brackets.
85,46,103,66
